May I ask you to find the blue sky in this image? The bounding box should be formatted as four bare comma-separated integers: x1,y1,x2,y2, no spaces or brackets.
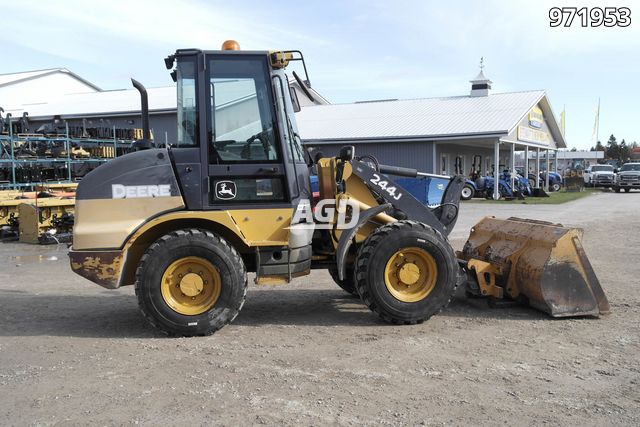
2,0,638,149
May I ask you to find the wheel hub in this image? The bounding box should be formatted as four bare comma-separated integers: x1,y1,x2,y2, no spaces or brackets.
398,262,420,285
179,273,204,297
384,247,438,303
160,256,221,315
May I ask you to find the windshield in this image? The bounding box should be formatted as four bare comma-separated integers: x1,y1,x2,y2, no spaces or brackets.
620,164,640,172
592,165,613,172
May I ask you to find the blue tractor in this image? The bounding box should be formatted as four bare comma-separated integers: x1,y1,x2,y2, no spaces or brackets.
461,170,532,200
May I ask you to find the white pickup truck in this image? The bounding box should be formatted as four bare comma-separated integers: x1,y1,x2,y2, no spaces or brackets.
584,164,615,188
614,162,640,193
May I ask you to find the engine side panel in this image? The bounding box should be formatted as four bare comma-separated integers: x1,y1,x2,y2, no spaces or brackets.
73,148,185,250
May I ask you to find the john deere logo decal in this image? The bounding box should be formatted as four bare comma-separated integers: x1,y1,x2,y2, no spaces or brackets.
215,181,237,200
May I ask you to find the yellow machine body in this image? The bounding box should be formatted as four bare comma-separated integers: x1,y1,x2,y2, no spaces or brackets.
70,203,296,289
460,216,610,317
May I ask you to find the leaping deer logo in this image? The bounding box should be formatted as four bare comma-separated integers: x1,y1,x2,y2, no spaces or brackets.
216,181,236,200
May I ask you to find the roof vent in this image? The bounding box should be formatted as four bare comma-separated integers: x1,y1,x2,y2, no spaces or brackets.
470,57,492,97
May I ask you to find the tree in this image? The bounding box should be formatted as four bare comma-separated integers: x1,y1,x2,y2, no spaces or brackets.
605,134,620,161
594,140,605,151
570,147,577,152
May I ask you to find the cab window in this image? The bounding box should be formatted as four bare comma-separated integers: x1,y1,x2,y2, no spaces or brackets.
176,57,198,146
208,56,280,163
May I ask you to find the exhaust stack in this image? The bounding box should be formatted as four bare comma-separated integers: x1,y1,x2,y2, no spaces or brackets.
131,78,153,149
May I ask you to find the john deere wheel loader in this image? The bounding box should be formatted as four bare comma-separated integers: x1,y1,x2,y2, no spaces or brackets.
69,41,609,336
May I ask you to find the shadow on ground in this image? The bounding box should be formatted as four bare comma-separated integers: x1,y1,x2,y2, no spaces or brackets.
0,285,555,338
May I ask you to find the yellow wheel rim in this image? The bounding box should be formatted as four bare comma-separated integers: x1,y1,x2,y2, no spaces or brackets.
384,247,438,303
160,256,221,316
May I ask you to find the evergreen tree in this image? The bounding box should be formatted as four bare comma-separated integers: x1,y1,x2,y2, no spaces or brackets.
594,140,605,151
605,134,619,160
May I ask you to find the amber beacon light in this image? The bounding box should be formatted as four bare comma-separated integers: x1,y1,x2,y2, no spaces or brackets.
221,40,240,50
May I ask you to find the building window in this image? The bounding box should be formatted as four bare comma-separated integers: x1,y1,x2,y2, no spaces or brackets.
440,154,449,175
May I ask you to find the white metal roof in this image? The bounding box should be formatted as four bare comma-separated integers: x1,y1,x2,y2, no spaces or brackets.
0,68,101,91
4,86,176,118
295,90,558,143
0,69,55,86
4,79,259,119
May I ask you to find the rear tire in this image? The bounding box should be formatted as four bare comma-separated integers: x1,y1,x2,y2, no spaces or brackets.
624,188,631,193
135,229,247,336
551,183,561,192
328,266,358,296
355,221,459,324
460,184,475,200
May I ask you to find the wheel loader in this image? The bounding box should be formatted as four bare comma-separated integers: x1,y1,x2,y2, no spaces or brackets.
69,41,609,336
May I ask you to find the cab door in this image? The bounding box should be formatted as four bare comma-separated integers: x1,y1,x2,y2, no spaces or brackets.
204,53,291,208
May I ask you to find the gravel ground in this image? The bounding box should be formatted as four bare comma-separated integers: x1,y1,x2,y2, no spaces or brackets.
1,190,639,426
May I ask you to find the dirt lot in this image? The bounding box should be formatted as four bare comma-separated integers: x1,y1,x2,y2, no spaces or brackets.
1,191,639,426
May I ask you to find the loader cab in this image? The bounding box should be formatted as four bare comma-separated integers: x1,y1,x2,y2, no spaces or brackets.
166,48,311,211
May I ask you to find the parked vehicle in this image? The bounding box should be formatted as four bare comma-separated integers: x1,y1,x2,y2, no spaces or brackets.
461,179,475,200
613,163,640,193
584,164,615,188
542,171,563,192
523,170,563,192
501,170,533,196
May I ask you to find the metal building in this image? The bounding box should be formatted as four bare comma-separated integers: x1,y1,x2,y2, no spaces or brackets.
296,70,567,199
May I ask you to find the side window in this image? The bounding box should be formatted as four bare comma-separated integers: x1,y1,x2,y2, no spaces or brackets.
176,58,198,146
209,58,280,163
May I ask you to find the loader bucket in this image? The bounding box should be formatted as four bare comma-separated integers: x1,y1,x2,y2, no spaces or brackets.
460,217,610,317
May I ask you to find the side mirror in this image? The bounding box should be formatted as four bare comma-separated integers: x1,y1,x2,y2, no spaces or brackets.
338,145,355,162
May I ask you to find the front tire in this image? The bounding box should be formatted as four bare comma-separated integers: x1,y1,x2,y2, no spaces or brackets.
135,229,247,336
624,188,631,193
355,221,459,324
614,186,621,193
460,184,475,200
551,182,561,192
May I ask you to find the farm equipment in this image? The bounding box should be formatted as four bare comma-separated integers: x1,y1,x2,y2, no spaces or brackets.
467,170,531,200
69,42,608,336
525,171,563,192
0,189,75,242
18,198,75,244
